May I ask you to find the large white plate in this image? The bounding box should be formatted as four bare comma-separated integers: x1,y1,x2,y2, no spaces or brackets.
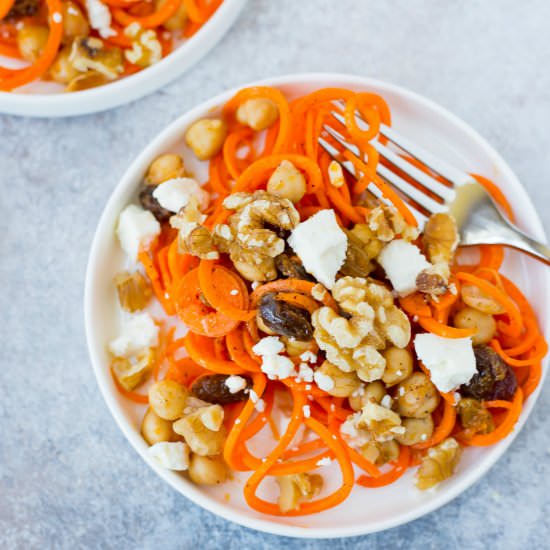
84,74,550,538
0,0,246,117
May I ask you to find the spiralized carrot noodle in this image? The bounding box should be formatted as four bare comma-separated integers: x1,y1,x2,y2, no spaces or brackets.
110,84,547,517
0,0,223,92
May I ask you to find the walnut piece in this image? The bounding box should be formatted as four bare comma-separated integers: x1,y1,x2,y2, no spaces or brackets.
276,473,323,513
312,277,411,382
340,206,417,278
212,191,300,282
114,270,152,312
416,437,462,490
368,205,419,242
360,401,404,442
422,213,459,280
170,197,218,259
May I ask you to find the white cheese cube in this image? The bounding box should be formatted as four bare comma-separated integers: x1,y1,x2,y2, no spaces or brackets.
288,209,347,289
147,441,189,471
116,204,161,261
414,333,476,392
109,313,159,357
378,239,431,296
152,177,209,213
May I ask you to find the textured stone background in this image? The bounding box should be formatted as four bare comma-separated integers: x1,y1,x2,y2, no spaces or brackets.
1,0,550,548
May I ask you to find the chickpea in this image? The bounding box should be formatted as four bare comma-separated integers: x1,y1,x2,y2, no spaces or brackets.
185,118,227,161
157,0,188,31
382,347,413,387
454,307,496,345
49,46,80,84
148,380,189,420
141,407,174,445
236,98,279,131
461,284,505,315
395,415,434,446
188,454,227,485
17,25,49,63
348,381,385,411
61,1,90,41
316,360,361,398
395,372,440,418
267,160,307,204
145,153,185,185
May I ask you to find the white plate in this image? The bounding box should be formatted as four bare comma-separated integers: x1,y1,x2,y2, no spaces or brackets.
0,0,246,117
84,73,550,538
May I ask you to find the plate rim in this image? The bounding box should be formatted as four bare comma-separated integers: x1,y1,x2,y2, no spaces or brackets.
0,0,247,117
84,72,550,539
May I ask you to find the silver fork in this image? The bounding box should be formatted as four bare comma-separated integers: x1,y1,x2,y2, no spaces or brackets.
319,107,550,265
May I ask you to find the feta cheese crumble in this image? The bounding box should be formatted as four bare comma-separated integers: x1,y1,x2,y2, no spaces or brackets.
116,204,161,260
297,363,314,383
316,456,332,467
152,177,209,213
225,375,247,394
314,370,335,392
261,355,296,380
147,441,189,470
380,394,392,409
252,336,296,380
252,336,285,356
299,351,317,363
109,313,159,357
378,239,431,296
288,209,347,289
85,0,116,39
414,333,476,392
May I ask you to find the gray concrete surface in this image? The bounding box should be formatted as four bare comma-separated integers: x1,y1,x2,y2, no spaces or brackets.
1,0,550,548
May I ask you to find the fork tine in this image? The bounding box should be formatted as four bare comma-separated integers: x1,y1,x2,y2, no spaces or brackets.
317,137,358,178
323,123,362,158
372,140,456,203
323,123,448,215
330,109,456,201
378,124,473,187
331,101,472,186
318,135,428,225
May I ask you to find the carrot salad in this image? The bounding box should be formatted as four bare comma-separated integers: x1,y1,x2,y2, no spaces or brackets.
107,85,547,516
0,0,222,92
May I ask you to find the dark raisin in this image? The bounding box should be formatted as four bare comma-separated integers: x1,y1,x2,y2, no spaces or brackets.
275,254,314,281
191,374,251,404
139,186,172,223
258,292,313,340
7,0,39,17
460,345,517,401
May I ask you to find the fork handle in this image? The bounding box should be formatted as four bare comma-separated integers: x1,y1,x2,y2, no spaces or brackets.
506,232,550,265
497,221,550,265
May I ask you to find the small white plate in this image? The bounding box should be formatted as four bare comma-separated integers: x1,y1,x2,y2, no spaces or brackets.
0,0,246,117
84,73,550,538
